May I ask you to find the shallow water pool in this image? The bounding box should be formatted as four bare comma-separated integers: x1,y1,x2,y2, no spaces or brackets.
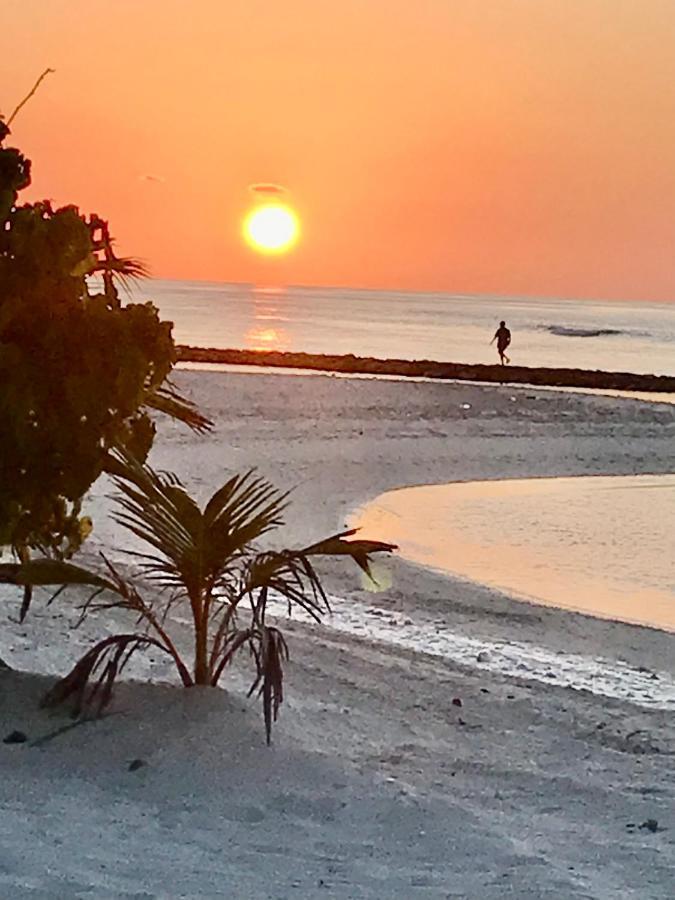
350,474,675,632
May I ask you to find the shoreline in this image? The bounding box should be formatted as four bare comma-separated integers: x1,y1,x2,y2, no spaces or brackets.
177,345,675,393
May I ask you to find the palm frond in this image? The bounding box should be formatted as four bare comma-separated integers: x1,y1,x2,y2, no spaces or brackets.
143,382,212,433
214,625,288,744
109,454,288,596
92,255,150,295
41,634,164,717
0,559,116,592
300,528,397,577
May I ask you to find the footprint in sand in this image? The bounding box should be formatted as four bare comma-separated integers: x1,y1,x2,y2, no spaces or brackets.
220,805,266,824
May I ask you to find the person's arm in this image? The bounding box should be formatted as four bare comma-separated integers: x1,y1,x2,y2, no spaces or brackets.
490,332,496,344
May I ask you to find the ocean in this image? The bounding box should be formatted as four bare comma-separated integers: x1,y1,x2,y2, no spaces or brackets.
125,278,675,376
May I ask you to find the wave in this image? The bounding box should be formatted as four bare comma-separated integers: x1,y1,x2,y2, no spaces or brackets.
543,325,626,338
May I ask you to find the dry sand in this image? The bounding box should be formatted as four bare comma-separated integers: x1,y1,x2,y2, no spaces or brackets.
1,369,674,899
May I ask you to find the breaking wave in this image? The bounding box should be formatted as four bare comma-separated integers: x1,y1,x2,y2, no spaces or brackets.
543,325,625,338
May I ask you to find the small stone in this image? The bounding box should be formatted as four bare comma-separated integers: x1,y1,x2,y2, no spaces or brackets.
3,730,27,744
506,694,515,700
639,819,659,833
477,650,491,663
452,697,463,707
128,758,146,772
480,688,490,694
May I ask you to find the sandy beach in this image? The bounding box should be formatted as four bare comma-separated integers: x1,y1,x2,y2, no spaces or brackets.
1,369,674,899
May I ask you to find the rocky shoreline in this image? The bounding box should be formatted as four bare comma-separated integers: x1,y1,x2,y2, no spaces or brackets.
177,345,675,393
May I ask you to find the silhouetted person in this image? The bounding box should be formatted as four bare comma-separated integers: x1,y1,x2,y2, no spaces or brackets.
491,320,511,365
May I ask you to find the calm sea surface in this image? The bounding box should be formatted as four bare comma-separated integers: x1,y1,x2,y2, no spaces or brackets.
126,279,675,376
352,475,675,632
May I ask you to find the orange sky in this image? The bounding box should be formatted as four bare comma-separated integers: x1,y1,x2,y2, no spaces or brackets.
2,0,674,300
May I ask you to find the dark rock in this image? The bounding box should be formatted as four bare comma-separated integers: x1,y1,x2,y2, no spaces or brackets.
3,730,27,744
176,347,675,395
639,819,660,833
128,758,146,772
452,697,463,707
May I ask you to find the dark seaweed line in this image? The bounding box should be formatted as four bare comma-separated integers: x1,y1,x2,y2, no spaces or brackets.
177,346,675,394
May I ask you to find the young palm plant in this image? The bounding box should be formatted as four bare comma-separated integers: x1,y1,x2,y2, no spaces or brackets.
8,451,395,742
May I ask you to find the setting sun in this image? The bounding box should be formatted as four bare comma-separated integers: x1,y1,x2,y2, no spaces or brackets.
243,203,299,255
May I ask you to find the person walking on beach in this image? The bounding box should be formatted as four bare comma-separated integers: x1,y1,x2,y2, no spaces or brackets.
491,320,511,365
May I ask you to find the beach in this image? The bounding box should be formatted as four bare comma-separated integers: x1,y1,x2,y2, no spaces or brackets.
1,369,674,898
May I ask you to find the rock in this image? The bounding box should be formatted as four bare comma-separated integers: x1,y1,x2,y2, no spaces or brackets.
476,650,491,663
128,758,146,772
639,819,660,833
3,730,27,744
452,697,463,707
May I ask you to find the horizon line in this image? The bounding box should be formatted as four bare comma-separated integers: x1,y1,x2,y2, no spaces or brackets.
127,274,675,307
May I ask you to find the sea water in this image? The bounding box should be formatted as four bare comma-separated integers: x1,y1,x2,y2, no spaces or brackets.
124,279,675,376
350,475,675,632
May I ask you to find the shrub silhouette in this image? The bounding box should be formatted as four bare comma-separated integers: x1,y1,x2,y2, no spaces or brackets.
0,117,209,617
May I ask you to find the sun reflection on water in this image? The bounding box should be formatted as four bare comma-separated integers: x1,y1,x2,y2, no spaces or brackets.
245,286,292,351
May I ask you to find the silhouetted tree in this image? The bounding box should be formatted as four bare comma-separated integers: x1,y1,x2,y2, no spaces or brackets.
0,121,209,610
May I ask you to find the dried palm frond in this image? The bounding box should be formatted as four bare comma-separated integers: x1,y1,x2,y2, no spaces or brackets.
41,634,165,717
214,624,288,744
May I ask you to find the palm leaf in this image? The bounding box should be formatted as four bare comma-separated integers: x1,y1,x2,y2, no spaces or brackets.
109,455,288,595
143,382,212,434
0,559,116,592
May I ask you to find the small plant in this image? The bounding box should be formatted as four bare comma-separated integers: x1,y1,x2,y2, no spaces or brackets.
6,451,395,742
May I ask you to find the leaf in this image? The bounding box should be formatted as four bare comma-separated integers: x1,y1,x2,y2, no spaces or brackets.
0,559,116,591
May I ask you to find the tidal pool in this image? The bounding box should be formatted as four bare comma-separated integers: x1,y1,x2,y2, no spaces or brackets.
350,474,675,632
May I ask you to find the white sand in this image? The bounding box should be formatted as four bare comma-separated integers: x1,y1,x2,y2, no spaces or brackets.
1,370,674,898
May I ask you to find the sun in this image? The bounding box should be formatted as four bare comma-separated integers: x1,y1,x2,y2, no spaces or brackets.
243,203,299,254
